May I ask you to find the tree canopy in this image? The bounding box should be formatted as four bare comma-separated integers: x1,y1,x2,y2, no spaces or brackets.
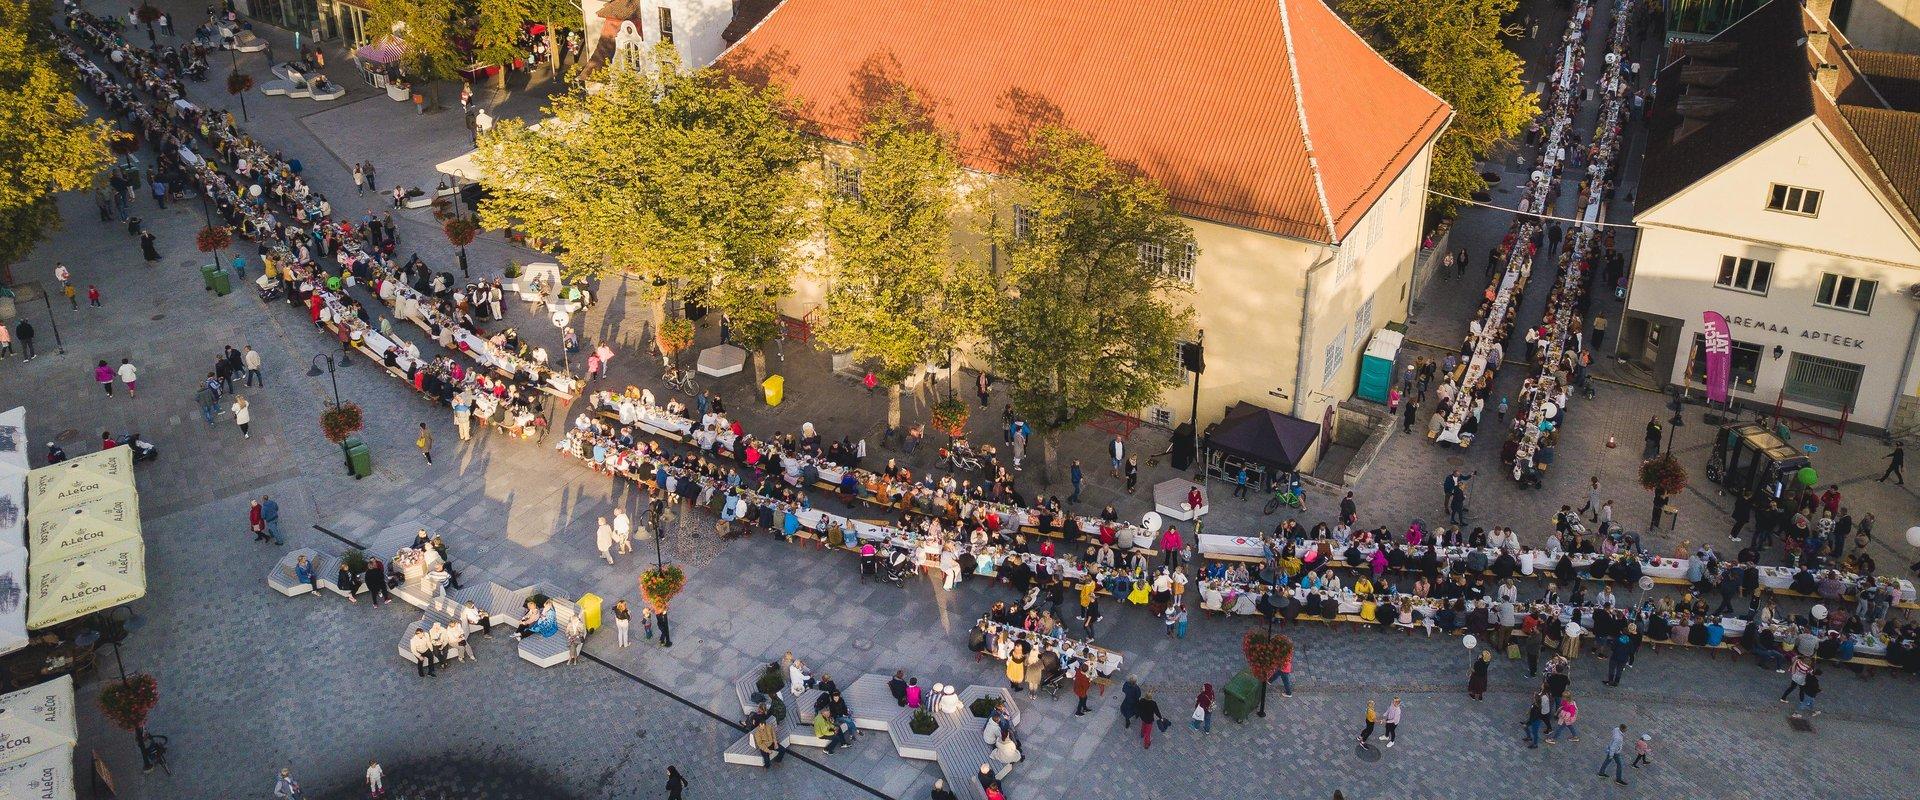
0,0,114,282
1340,0,1536,214
817,88,990,424
472,0,575,70
369,0,466,87
983,125,1194,468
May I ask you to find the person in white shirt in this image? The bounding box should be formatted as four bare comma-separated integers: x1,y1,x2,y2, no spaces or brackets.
117,358,139,397
461,600,489,639
595,517,615,564
409,629,435,677
231,396,251,438
365,761,384,795
612,508,634,553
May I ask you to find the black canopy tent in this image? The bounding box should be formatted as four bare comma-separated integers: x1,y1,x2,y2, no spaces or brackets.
1202,401,1321,489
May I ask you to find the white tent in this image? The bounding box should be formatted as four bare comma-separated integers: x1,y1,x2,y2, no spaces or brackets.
28,492,140,564
0,407,25,474
25,448,134,515
0,408,30,657
26,537,145,631
0,675,78,763
0,744,74,800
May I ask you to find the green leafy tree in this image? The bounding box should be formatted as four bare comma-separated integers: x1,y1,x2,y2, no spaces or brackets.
818,89,989,428
369,0,467,104
1340,0,1536,215
472,0,575,86
0,3,114,283
476,45,812,379
983,125,1194,479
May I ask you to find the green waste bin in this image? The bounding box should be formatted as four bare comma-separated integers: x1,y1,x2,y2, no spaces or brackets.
342,436,373,479
200,263,220,290
577,593,603,633
762,375,784,406
209,268,232,296
1223,670,1261,723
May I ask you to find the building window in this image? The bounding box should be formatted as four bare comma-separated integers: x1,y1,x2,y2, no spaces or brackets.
1150,407,1174,425
1334,246,1354,284
1169,242,1195,284
1715,255,1772,295
1688,333,1762,391
1139,241,1195,284
1322,327,1347,385
1366,213,1383,251
1353,297,1373,343
1012,204,1035,241
1766,183,1821,216
1137,241,1164,274
658,8,674,44
828,162,862,200
1783,352,1864,411
1815,273,1875,314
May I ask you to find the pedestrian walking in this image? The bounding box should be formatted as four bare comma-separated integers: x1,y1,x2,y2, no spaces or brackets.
1072,665,1092,715
1879,442,1905,485
1632,733,1654,768
613,508,634,552
1189,683,1214,734
1124,456,1139,494
273,767,303,799
352,164,365,194
117,358,138,395
1578,475,1602,520
53,262,70,288
139,229,160,266
260,494,282,544
249,499,269,543
1118,676,1141,726
243,346,264,386
0,324,11,359
1547,693,1579,743
1268,649,1294,696
1524,691,1549,748
416,422,434,464
1135,690,1163,749
1357,700,1378,750
1598,724,1629,785
64,283,78,309
232,396,251,438
1795,668,1823,715
87,285,101,307
665,766,690,800
13,320,33,360
94,360,115,395
195,382,220,426
595,516,616,564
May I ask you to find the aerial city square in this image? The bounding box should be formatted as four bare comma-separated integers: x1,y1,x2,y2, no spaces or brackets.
4,0,1920,797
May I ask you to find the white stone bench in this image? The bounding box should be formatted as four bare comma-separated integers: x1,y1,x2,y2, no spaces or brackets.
402,191,434,209
310,84,345,101
259,80,292,96
232,33,268,53
285,83,312,99
515,596,581,668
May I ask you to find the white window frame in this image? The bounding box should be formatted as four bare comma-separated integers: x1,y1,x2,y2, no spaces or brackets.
1714,255,1772,295
1353,297,1374,344
657,7,675,45
1323,326,1348,386
828,161,862,200
1766,183,1821,216
1815,272,1875,315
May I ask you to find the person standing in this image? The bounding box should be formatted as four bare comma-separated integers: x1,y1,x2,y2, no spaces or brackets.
1189,683,1215,734
352,164,365,194
1796,669,1822,716
1598,724,1629,785
14,320,33,360
231,396,252,438
250,499,269,543
1124,456,1139,494
53,262,70,292
64,282,78,310
1524,691,1548,748
1069,460,1083,503
364,556,391,606
613,507,634,553
1357,700,1378,751
1118,676,1141,726
87,285,101,308
272,768,302,799
1134,690,1162,749
1880,442,1905,485
139,229,160,267
1108,435,1124,478
595,516,616,564
613,599,632,647
565,614,586,665
253,494,280,545
1071,664,1092,715
117,358,138,397
195,381,220,426
416,423,434,464
365,761,383,796
1380,697,1402,747
1547,693,1579,743
94,360,115,395
664,766,690,800
1467,649,1490,700
453,394,472,442
243,346,264,387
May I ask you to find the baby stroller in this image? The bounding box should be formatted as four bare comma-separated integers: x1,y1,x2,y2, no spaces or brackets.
1036,651,1067,698
256,273,283,301
879,544,916,586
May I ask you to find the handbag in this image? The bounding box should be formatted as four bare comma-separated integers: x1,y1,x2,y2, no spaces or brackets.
1191,705,1207,722
1156,718,1171,732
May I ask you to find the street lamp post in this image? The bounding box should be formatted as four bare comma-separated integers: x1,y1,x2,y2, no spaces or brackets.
307,352,349,407
37,286,65,355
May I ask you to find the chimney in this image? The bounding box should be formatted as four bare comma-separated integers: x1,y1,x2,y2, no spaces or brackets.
1805,0,1835,26
1807,30,1829,58
1816,62,1840,95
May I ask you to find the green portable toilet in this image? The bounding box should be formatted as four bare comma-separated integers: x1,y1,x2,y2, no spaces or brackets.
1356,328,1404,404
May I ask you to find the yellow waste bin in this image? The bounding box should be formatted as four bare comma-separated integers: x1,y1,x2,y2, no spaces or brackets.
762,375,785,407
577,592,603,633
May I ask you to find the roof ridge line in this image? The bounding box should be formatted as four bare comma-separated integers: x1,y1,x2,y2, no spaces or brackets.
1278,0,1339,243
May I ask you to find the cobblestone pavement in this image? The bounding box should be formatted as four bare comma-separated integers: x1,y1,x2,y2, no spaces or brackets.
3,1,1918,799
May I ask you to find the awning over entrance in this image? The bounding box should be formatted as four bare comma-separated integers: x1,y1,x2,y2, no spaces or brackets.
354,34,405,64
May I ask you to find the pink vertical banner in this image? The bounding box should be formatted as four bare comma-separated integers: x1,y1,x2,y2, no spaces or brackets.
1702,311,1733,404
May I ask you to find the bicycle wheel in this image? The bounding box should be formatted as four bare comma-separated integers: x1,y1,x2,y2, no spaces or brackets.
1263,496,1279,515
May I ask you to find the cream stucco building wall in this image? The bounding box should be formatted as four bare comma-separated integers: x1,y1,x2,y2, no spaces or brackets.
1626,119,1920,429
582,0,737,71
1842,0,1920,53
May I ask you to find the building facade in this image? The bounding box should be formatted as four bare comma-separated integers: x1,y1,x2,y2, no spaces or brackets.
581,0,771,72
1623,0,1920,434
718,0,1449,468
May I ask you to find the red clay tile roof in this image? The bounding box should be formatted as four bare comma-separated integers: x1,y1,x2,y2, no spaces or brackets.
718,0,1450,243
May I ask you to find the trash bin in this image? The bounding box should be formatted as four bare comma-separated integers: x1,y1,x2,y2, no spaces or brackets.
762,374,784,406
1222,670,1261,723
200,263,220,291
209,268,232,297
577,593,603,633
342,436,373,479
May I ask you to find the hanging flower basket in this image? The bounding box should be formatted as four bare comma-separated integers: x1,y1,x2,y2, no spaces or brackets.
227,71,254,96
196,225,232,254
136,5,161,24
657,318,695,357
1242,630,1293,682
1639,454,1688,496
320,402,364,443
443,216,480,248
640,565,685,614
929,396,970,438
100,673,160,732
